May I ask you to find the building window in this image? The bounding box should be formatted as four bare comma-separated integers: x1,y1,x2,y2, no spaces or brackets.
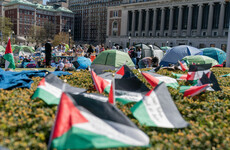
149,32,152,36
224,2,230,28
164,8,170,30
212,3,220,29
113,11,118,17
213,32,217,36
156,8,161,30
210,44,215,47
192,5,199,29
182,6,188,29
202,4,209,29
173,7,179,30
202,32,206,36
112,21,118,36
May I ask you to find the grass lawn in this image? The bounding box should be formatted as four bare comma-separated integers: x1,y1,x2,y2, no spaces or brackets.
0,68,230,149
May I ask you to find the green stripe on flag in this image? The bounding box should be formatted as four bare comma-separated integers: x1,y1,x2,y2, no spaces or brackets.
131,101,156,126
32,88,60,105
3,53,15,69
50,127,130,149
104,85,111,94
220,74,230,77
179,86,192,93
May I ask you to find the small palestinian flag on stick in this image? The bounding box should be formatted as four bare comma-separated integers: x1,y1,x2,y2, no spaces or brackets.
90,70,111,93
172,73,187,80
179,84,210,97
4,38,15,70
198,73,221,91
141,71,179,89
49,92,149,149
220,73,230,77
114,76,150,104
131,83,189,128
32,73,86,105
178,61,188,72
108,80,115,104
187,64,212,81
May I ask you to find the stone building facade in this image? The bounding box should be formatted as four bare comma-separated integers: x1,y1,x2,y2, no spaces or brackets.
69,0,121,44
3,0,74,41
106,0,230,51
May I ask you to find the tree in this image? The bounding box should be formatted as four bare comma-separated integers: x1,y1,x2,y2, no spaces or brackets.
28,25,46,45
0,17,13,44
43,22,56,41
52,32,74,47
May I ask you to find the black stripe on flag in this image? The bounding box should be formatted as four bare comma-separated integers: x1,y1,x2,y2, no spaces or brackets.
45,73,86,94
67,92,138,128
115,77,150,93
188,64,212,72
98,72,122,80
155,83,189,128
45,73,65,89
200,72,221,91
121,65,136,79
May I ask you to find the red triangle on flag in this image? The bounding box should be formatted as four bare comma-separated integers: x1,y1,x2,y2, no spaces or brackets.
108,81,114,104
184,84,209,97
179,61,187,72
90,70,110,93
141,72,160,88
51,93,88,140
5,38,13,54
38,78,46,86
116,66,125,76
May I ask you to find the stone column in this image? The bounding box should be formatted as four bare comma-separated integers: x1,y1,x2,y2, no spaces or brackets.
138,9,143,36
168,6,174,37
207,2,214,36
187,5,193,36
145,9,150,37
177,6,183,36
218,2,225,36
197,3,203,36
160,7,165,36
152,8,157,37
131,10,136,36
17,7,19,36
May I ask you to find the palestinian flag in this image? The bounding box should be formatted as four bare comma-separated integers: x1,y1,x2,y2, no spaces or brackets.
187,64,212,81
90,70,111,93
178,61,188,72
4,38,15,69
220,73,230,77
32,73,86,105
49,92,149,149
141,71,179,89
131,83,189,128
114,76,150,104
91,65,136,94
146,65,162,73
198,72,221,91
179,84,210,97
172,73,187,80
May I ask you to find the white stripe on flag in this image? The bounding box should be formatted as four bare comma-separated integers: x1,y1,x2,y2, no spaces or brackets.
188,70,210,80
5,60,10,69
74,111,148,146
156,76,177,84
38,82,63,98
143,91,174,128
115,90,143,102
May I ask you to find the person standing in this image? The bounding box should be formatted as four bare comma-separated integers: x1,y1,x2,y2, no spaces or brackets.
136,47,141,68
45,40,52,68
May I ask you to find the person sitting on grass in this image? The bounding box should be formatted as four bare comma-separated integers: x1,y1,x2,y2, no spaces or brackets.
138,56,159,69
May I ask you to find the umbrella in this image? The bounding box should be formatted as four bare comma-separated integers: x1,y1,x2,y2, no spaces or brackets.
72,56,91,69
159,45,202,66
182,55,219,67
201,47,226,64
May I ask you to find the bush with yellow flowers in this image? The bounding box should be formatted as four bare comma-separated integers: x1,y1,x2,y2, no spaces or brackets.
0,68,230,149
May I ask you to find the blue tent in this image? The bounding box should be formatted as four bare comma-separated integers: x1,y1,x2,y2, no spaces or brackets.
201,47,226,64
73,57,91,69
159,45,202,66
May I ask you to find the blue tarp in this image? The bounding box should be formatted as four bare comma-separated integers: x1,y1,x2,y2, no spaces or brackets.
201,47,226,64
73,57,91,70
160,45,202,67
0,70,72,90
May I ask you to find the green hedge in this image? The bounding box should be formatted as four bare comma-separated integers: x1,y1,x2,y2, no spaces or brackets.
0,68,230,149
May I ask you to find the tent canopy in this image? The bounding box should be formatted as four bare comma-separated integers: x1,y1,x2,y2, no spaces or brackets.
201,47,226,64
91,50,135,74
182,55,219,67
161,46,171,51
13,45,35,56
73,56,91,70
159,45,202,66
135,43,153,58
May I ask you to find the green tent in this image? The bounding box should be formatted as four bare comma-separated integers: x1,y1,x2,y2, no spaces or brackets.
13,45,35,56
161,46,171,51
0,45,5,55
91,50,135,74
182,55,219,67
